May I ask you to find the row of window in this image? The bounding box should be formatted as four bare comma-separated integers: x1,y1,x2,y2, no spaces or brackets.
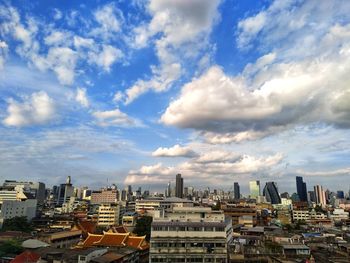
152,226,225,232
152,242,225,248
151,258,226,262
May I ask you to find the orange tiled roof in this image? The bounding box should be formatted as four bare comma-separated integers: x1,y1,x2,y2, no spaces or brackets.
113,225,128,233
82,233,103,247
126,236,149,250
78,220,96,234
10,251,40,263
93,232,129,247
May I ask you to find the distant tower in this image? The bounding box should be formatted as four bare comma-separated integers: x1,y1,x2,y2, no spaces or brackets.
233,182,240,199
314,185,326,207
175,174,183,198
66,176,71,185
296,176,307,202
249,180,260,198
166,181,171,197
263,182,281,204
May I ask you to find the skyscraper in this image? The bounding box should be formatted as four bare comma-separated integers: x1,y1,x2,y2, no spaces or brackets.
233,182,240,199
314,185,326,207
166,181,171,197
296,176,307,202
249,180,260,198
175,174,183,198
263,182,281,204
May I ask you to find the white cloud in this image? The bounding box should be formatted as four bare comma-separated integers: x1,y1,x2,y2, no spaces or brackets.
92,108,141,127
162,19,350,141
0,41,8,70
90,3,123,40
125,150,283,185
113,91,124,103
125,63,181,104
124,0,221,103
44,31,72,46
75,87,89,108
3,91,56,127
88,45,123,72
53,8,62,20
152,144,198,158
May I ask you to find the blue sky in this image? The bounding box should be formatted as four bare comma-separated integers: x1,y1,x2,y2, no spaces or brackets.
1,0,350,194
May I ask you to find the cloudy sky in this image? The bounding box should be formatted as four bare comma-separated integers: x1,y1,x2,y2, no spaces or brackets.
1,0,350,194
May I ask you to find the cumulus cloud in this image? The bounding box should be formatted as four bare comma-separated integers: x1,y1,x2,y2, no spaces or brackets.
88,44,123,72
162,7,350,142
152,144,198,158
125,151,283,185
90,3,123,40
92,108,142,127
3,91,55,127
124,0,221,103
75,87,89,107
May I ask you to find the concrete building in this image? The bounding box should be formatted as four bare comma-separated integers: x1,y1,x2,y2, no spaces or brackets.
292,210,310,222
314,185,326,207
149,207,232,263
97,203,120,226
0,187,37,227
135,197,193,216
3,180,46,204
91,188,118,205
57,176,74,206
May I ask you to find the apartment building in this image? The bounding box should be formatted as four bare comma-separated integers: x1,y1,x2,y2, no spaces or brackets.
97,203,120,226
149,207,232,263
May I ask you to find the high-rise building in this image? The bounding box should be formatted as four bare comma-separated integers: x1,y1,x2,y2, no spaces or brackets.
314,185,326,207
249,180,260,198
337,191,345,199
57,176,74,206
263,182,281,204
308,191,316,203
233,182,240,200
296,176,307,202
166,181,171,197
175,174,183,198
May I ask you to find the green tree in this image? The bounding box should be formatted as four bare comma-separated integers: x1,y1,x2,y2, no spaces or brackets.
133,216,152,241
1,216,34,233
0,239,23,257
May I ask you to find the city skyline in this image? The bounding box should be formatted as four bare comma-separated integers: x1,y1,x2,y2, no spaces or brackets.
0,0,350,191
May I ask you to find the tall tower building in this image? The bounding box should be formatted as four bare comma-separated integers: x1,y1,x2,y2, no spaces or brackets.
314,185,326,207
233,182,240,199
166,182,171,197
175,174,183,198
249,180,260,198
296,176,307,202
263,182,281,204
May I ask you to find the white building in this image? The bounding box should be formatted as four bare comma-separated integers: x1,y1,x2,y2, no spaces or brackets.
135,197,193,216
292,210,310,222
150,207,232,263
330,208,349,222
97,203,120,226
0,199,37,227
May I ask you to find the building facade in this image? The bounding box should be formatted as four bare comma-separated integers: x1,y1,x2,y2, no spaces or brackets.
249,181,260,199
149,207,232,263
